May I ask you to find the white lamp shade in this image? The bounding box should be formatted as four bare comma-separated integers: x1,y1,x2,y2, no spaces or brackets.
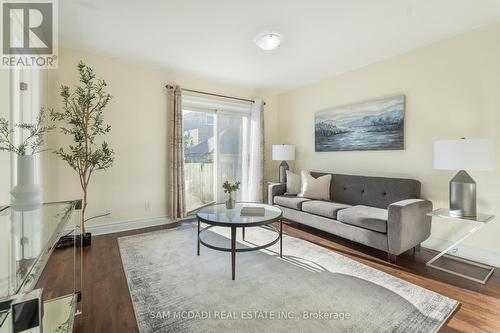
272,144,295,161
434,139,495,171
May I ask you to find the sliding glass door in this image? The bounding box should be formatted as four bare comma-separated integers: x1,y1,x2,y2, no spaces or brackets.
215,111,248,203
183,109,216,212
183,107,249,212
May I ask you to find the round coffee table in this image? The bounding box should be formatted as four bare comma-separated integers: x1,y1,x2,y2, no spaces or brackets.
196,202,283,280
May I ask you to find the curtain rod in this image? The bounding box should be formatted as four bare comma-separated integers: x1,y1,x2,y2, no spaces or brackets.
165,84,265,105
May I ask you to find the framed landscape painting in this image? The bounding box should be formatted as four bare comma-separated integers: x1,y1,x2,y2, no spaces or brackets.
315,95,405,152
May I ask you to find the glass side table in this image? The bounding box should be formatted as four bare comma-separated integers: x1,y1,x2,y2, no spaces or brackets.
426,208,495,284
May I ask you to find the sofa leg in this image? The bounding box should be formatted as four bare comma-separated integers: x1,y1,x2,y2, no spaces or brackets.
387,253,398,264
413,244,421,255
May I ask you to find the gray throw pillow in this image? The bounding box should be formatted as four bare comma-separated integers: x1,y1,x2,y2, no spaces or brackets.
286,170,301,195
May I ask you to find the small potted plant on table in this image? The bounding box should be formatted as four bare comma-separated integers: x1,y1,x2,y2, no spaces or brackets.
0,109,54,209
222,181,240,209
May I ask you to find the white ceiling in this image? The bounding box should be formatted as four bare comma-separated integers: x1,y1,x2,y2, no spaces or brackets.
61,0,500,91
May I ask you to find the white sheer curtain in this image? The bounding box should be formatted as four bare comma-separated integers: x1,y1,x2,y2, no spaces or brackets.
243,99,264,202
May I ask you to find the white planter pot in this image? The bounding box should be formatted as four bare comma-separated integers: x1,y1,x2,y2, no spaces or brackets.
10,155,43,211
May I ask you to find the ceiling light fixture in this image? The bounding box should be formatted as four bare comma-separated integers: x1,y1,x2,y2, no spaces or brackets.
254,32,282,51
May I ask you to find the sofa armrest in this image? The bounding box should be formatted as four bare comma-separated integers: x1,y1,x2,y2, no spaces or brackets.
268,183,286,205
387,199,432,255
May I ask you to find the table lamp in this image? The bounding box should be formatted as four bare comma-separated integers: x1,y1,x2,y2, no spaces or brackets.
434,138,495,217
272,144,295,183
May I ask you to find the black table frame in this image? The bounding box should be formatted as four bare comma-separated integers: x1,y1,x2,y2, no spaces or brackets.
196,207,283,280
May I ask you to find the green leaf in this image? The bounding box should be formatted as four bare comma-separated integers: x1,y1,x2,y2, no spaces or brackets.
52,61,115,217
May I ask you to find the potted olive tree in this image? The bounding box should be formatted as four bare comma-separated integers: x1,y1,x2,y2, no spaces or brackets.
0,109,54,209
51,61,114,246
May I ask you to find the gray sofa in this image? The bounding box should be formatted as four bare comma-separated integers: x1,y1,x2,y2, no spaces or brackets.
268,172,432,263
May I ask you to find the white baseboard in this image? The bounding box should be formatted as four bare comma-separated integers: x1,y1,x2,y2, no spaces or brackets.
422,237,500,268
86,216,175,236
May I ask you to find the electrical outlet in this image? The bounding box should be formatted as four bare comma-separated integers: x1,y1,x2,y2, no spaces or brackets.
145,201,152,212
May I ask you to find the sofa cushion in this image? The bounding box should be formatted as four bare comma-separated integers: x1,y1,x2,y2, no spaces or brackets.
274,195,311,210
302,200,351,219
298,171,331,200
286,170,301,195
336,205,388,233
310,172,421,209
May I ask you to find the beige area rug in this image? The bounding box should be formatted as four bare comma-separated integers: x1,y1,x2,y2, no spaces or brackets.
118,224,458,333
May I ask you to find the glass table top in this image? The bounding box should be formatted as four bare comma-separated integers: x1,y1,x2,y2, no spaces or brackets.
428,208,495,223
0,201,77,300
196,202,282,226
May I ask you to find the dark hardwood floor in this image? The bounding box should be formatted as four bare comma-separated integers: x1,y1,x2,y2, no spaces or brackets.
38,220,500,333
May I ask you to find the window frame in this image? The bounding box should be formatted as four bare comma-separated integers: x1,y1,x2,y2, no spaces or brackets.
182,94,252,212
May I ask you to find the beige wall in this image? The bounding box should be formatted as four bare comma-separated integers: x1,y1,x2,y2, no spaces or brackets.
44,48,277,227
275,23,500,255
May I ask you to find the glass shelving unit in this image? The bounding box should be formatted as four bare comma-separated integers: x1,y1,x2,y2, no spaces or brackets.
0,200,82,332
